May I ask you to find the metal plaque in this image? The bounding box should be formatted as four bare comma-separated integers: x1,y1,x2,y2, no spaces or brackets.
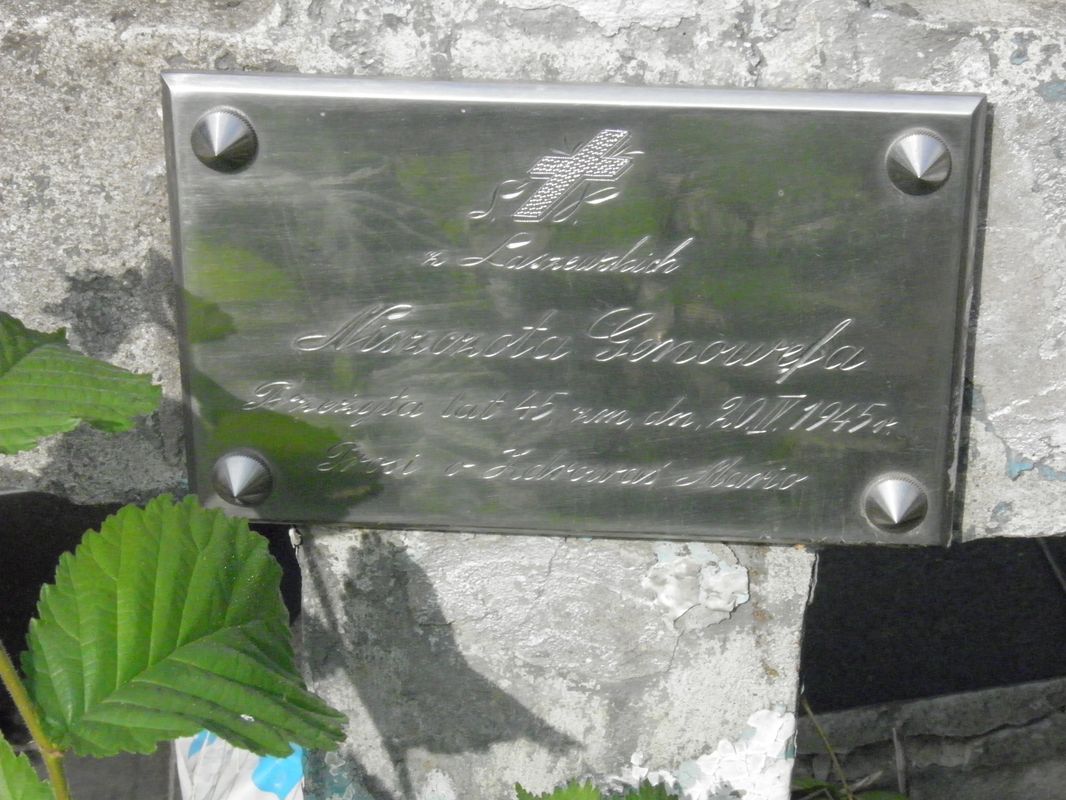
162,73,986,545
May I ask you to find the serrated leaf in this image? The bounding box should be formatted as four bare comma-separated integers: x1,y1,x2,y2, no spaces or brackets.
621,780,679,800
0,311,160,454
0,736,51,800
515,781,602,800
22,495,347,758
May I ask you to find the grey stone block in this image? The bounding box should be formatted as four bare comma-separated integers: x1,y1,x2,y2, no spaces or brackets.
300,532,813,799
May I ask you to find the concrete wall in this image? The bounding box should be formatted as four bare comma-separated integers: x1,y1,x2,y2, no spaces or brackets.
2,1,1064,799
300,534,811,799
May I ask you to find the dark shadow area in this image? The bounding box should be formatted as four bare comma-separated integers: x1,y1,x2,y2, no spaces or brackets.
41,250,177,360
0,491,120,741
0,249,187,504
802,534,1066,712
250,522,302,623
303,533,576,800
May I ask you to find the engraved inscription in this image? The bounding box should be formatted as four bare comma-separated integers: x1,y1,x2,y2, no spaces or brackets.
454,449,807,492
292,304,868,385
514,129,635,221
670,457,808,491
244,380,425,426
417,390,896,436
294,304,572,362
317,441,422,476
428,233,695,277
708,396,898,435
587,310,867,382
479,448,669,486
425,234,694,276
208,117,953,527
164,70,983,548
468,180,624,224
304,440,810,495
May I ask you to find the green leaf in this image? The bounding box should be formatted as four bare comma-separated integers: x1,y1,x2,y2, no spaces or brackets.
182,290,237,344
792,777,839,791
0,735,51,800
515,781,602,800
22,495,347,757
856,792,910,800
0,311,160,454
621,780,679,799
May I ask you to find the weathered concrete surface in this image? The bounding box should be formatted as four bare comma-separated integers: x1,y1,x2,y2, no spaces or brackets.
300,532,811,799
794,676,1066,800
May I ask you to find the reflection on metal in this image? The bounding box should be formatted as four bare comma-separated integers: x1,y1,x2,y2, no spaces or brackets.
863,475,928,532
212,450,274,506
191,108,257,173
886,131,952,195
163,73,987,545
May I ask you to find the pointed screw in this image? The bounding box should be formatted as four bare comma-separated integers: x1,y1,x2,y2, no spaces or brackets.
212,450,274,507
191,108,258,173
862,475,928,533
886,131,951,195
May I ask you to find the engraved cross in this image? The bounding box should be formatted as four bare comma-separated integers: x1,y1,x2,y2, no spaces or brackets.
514,129,632,222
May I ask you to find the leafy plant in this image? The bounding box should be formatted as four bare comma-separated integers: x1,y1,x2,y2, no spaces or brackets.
0,311,346,800
516,780,679,800
0,313,160,456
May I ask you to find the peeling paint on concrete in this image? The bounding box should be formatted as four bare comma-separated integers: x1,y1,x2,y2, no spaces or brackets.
965,387,1066,537
1006,447,1066,481
642,543,750,630
676,708,794,800
611,708,796,800
1037,80,1066,101
301,533,812,799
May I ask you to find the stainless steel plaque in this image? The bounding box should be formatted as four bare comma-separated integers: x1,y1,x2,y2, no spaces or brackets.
162,73,986,545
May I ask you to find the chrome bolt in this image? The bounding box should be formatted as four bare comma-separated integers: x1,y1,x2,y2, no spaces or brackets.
862,474,928,533
191,108,258,173
212,450,273,506
886,130,951,195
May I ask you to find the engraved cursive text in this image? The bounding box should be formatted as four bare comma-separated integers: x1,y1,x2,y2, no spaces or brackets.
294,304,573,362
586,309,867,383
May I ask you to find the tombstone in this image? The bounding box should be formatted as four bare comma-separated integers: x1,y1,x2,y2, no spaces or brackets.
10,6,1066,800
161,73,984,799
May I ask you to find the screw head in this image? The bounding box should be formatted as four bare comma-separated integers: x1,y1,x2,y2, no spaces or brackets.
191,108,257,173
862,474,928,533
886,131,951,195
212,450,273,506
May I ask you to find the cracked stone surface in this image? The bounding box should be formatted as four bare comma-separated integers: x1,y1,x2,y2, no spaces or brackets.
300,530,812,799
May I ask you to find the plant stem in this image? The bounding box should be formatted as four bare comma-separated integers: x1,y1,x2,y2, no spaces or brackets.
0,640,71,800
801,696,855,800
